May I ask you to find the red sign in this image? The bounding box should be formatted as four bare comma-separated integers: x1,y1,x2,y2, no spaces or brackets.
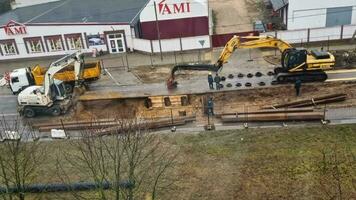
158,0,191,15
4,20,27,36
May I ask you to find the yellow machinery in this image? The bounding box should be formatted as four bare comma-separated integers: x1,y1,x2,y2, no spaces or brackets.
9,61,101,94
167,35,336,88
215,35,293,67
31,61,101,85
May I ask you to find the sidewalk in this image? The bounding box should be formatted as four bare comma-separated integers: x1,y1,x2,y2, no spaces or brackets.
0,50,212,74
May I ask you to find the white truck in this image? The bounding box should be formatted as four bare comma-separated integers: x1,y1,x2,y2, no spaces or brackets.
9,60,101,94
18,51,84,118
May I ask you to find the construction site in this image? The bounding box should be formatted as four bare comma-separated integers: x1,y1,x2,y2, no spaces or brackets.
0,0,355,199
0,35,355,137
1,36,356,199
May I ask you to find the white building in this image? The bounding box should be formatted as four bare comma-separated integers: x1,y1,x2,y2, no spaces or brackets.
10,0,60,9
0,0,210,60
269,0,289,28
287,0,356,30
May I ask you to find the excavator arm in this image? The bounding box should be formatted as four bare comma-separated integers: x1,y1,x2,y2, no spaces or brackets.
167,35,293,89
44,51,84,96
216,35,292,68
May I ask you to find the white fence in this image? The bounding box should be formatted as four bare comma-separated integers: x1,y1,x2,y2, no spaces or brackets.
261,24,356,44
132,35,211,53
132,24,356,53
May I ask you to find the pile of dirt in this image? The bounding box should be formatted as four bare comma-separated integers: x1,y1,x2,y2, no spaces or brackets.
71,82,356,124
196,82,356,115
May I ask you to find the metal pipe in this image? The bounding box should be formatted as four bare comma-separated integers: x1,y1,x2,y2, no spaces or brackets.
0,181,134,194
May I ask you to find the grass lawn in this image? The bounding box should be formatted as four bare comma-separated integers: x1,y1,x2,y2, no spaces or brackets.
6,125,356,199
162,125,356,199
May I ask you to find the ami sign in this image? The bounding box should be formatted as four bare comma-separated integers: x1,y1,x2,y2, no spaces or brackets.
158,0,191,15
4,20,27,36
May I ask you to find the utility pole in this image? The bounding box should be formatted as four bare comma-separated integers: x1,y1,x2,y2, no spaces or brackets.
154,1,163,61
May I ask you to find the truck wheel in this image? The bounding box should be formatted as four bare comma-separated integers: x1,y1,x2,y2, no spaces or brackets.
50,106,61,116
23,107,35,118
64,83,73,94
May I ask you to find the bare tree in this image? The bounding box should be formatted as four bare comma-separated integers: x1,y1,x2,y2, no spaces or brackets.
0,116,46,200
57,114,178,200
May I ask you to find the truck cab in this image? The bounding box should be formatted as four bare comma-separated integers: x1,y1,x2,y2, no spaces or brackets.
9,67,35,94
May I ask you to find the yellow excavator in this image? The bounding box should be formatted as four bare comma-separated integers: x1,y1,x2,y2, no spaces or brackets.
166,35,336,89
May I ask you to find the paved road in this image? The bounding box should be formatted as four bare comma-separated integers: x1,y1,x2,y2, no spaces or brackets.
80,67,356,101
0,95,18,116
81,73,275,100
326,107,356,120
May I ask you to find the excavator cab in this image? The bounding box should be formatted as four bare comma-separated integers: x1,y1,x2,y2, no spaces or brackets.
281,48,308,72
276,48,329,83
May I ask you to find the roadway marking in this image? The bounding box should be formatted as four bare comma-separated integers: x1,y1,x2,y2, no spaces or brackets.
326,77,356,82
326,69,356,74
104,69,121,86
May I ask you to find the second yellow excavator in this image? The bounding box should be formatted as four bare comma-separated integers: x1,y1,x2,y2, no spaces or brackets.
166,35,336,89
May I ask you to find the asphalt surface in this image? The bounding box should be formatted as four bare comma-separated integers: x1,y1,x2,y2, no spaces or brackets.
1,43,356,138
0,95,18,116
82,73,274,100
80,67,356,101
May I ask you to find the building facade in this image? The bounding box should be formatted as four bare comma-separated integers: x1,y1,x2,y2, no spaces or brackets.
0,22,132,60
288,0,356,30
139,0,209,40
0,0,210,60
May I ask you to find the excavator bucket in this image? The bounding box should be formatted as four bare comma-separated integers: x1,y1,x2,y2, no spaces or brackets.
166,64,219,90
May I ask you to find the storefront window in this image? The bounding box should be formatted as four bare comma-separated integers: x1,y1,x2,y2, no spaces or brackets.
67,36,82,50
46,38,63,51
64,34,83,50
0,40,18,56
25,39,43,53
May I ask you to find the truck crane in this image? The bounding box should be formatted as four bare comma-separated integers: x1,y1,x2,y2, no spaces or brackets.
17,51,84,118
166,35,336,89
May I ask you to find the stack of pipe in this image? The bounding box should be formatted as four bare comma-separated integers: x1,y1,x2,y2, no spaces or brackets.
220,108,324,123
33,116,196,133
262,93,347,109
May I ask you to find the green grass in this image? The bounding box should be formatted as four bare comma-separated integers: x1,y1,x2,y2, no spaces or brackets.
164,125,356,199
4,125,356,199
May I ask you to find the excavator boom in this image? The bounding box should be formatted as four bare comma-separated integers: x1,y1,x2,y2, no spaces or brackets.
167,35,293,89
44,51,84,96
216,35,293,67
